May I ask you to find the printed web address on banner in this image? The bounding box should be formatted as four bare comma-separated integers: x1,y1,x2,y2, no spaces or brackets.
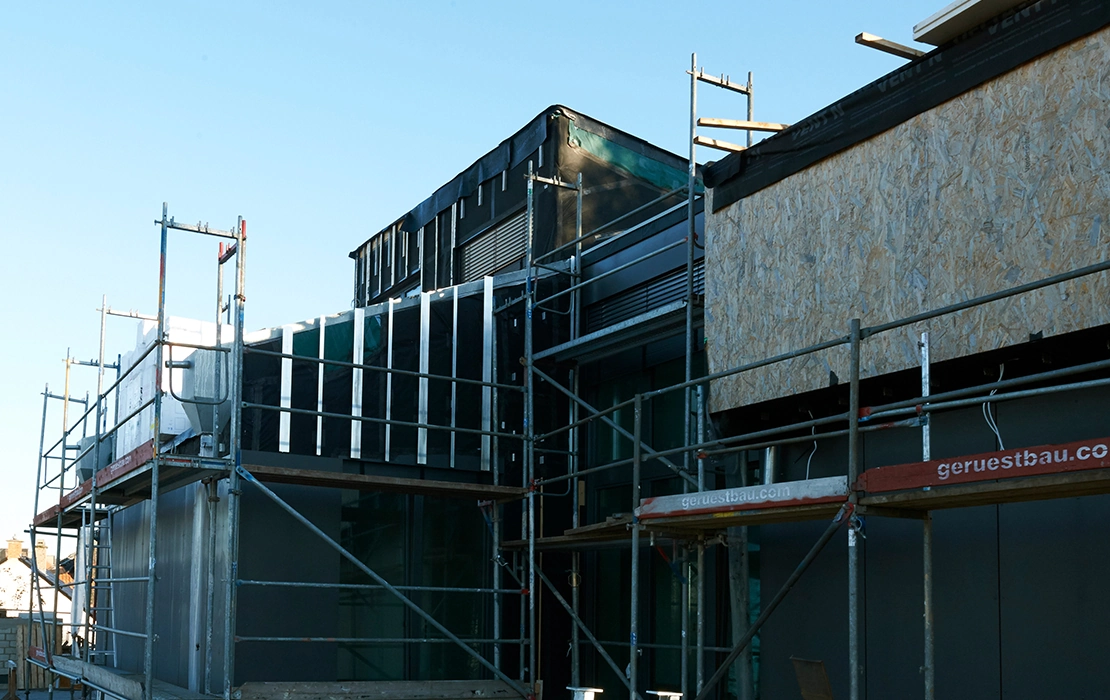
937,443,1110,480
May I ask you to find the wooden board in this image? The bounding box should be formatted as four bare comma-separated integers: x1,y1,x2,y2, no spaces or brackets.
861,466,1110,510
53,656,142,700
244,464,527,502
704,26,1110,413
237,680,526,700
638,476,847,520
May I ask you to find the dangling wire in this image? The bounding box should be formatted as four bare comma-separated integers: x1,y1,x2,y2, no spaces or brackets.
982,363,1005,449
805,410,817,480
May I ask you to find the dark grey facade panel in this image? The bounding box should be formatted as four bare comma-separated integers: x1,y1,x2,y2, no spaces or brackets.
752,386,1110,698
234,480,341,683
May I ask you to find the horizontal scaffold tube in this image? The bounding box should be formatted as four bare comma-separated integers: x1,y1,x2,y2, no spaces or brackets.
234,636,525,644
242,402,525,441
693,504,852,700
244,346,524,392
237,579,523,595
642,257,1110,406
236,466,530,698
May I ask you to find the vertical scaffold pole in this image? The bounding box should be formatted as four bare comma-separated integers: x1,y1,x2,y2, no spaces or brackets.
224,217,246,700
524,162,537,691
570,171,583,688
145,203,170,700
206,238,227,696
746,71,754,149
685,53,697,480
685,52,699,699
921,331,934,700
84,295,108,662
696,387,706,693
29,386,51,679
629,395,643,700
847,318,862,700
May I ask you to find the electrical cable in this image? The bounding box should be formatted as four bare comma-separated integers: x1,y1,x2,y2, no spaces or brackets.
805,410,817,479
982,363,1005,449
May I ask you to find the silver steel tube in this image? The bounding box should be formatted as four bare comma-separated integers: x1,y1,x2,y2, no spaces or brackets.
681,547,689,700
864,257,1110,338
30,386,52,669
85,296,107,662
233,637,524,644
236,466,529,697
225,217,246,700
763,446,777,485
536,238,685,309
536,568,640,699
629,395,642,700
532,367,696,487
534,187,687,264
575,640,733,653
534,395,633,443
236,580,522,594
921,331,935,700
142,203,169,700
91,624,149,640
692,504,852,700
685,48,698,508
39,340,161,461
923,513,935,700
241,402,525,441
243,347,524,392
525,160,537,691
696,542,705,692
493,501,502,672
204,480,216,695
847,319,862,700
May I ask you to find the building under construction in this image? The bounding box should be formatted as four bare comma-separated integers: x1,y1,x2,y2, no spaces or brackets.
19,1,1110,699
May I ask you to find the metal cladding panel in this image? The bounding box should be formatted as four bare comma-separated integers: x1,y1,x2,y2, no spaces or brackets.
753,404,1004,698
998,496,1110,698
234,477,341,683
992,386,1110,699
108,484,209,690
584,261,704,335
461,209,528,282
929,506,1003,700
757,519,851,700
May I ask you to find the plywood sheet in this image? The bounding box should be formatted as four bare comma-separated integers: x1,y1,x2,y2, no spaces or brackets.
705,27,1110,413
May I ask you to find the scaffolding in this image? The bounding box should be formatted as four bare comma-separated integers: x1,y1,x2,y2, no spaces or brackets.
22,70,1110,700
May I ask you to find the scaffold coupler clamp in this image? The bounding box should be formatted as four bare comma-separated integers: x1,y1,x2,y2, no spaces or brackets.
849,512,866,539
835,502,855,523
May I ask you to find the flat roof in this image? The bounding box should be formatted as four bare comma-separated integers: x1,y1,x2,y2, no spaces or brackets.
914,0,1027,45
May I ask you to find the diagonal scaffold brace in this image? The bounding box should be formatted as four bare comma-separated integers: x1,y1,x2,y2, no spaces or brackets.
235,465,532,699
692,502,854,700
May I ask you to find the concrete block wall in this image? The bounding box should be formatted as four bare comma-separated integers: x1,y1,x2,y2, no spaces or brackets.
0,618,22,684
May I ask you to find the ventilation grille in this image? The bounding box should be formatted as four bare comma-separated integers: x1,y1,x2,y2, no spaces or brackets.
462,210,529,282
585,260,705,334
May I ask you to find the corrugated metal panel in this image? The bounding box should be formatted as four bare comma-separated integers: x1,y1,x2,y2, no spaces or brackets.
585,260,705,334
461,210,528,282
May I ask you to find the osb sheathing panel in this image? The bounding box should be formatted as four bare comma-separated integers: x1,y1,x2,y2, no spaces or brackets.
705,28,1110,413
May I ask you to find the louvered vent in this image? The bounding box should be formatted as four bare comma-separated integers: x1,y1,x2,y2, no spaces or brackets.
585,260,705,334
462,210,529,282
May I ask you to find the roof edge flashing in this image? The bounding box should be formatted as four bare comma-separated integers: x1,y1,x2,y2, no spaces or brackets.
914,0,1031,45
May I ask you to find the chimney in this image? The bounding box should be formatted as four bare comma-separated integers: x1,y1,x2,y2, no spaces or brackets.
6,538,21,562
34,541,54,571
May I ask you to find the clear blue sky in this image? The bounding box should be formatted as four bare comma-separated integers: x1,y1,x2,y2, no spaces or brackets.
0,1,938,547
